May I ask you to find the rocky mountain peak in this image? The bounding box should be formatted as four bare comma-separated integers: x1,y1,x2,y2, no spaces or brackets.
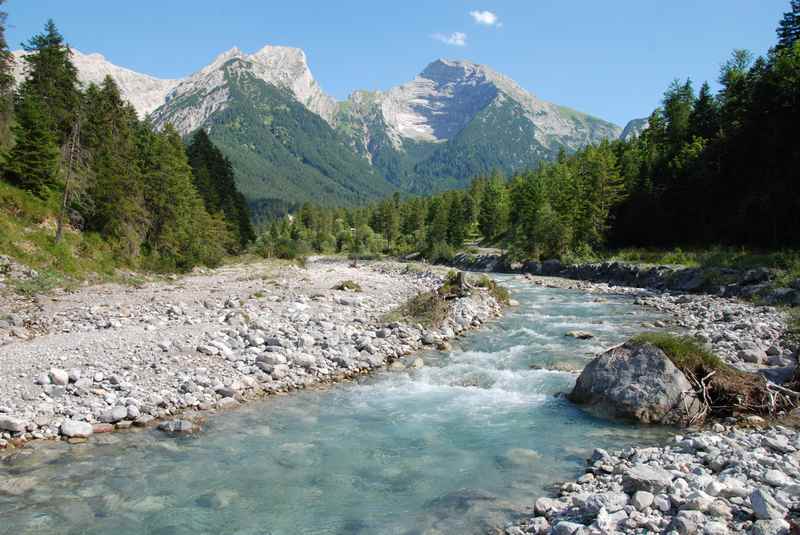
153,44,337,134
11,48,180,118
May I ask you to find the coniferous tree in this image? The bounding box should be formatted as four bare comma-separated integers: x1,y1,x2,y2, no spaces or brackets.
142,125,229,269
18,20,80,144
689,82,720,140
0,0,14,146
777,0,800,49
82,77,147,259
187,129,254,250
4,95,60,196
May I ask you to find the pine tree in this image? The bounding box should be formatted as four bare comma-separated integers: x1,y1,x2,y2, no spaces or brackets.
0,0,14,146
4,95,60,196
187,129,254,250
142,125,230,270
478,174,508,241
777,0,800,49
82,77,147,259
18,20,80,144
689,82,720,140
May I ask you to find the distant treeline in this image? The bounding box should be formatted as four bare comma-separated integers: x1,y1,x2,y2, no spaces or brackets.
256,2,800,262
0,14,253,271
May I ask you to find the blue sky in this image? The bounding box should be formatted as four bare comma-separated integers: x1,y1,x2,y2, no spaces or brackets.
6,1,789,126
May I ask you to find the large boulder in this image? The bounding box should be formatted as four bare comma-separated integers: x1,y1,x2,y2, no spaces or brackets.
569,340,702,425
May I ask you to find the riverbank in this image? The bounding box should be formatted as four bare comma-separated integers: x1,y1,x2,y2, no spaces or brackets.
448,253,800,307
506,274,800,534
0,258,503,450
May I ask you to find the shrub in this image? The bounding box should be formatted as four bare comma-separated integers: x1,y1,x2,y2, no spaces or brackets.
383,290,450,328
333,280,362,292
473,274,511,305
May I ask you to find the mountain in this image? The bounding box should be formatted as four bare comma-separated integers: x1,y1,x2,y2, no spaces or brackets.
334,60,622,193
11,49,179,117
151,50,392,208
620,118,649,141
13,45,623,209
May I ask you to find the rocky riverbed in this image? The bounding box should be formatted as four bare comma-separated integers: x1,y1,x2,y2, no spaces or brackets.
508,424,800,535
508,274,800,534
522,275,795,375
0,258,502,449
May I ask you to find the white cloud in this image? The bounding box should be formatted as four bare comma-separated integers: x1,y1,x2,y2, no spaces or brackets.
431,31,467,47
469,10,501,27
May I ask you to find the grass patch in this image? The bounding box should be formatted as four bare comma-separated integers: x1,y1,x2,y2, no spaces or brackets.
473,274,511,305
383,290,450,329
333,280,362,292
0,181,122,295
632,332,724,371
606,246,800,281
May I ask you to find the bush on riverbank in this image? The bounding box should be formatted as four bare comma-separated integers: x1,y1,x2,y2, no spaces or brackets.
383,290,450,328
473,274,511,305
333,280,362,292
632,333,798,420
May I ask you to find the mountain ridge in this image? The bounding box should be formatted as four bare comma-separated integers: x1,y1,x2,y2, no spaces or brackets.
12,44,626,208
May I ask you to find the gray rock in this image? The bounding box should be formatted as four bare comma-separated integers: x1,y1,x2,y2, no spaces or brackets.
569,340,702,425
585,492,629,513
631,490,654,511
552,521,584,535
751,519,790,535
157,419,197,434
565,330,594,340
738,348,767,364
750,488,787,520
49,367,69,386
0,416,26,433
623,464,675,493
60,420,94,438
99,405,128,423
217,397,239,410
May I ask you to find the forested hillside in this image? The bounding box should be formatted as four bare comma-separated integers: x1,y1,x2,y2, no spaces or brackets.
255,2,800,262
0,12,253,279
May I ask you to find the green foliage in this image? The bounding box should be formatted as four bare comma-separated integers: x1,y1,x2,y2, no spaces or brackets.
383,290,450,329
473,274,511,305
0,20,250,289
631,333,725,372
333,280,362,292
18,19,80,144
187,129,255,250
4,95,60,196
171,65,394,211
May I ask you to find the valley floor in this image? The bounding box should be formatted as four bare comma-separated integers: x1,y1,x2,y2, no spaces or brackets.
0,258,502,449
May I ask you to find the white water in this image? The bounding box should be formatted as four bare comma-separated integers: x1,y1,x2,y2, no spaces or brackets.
0,276,671,534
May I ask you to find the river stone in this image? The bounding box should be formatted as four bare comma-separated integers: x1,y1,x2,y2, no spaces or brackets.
569,340,702,425
0,416,26,433
61,420,94,438
585,492,628,513
750,488,787,520
99,406,128,423
631,490,654,511
0,476,37,496
49,367,69,386
157,419,197,434
751,519,791,535
623,464,675,493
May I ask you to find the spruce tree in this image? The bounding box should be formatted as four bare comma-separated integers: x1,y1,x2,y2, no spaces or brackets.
82,77,148,259
689,82,720,140
187,129,254,250
0,0,13,146
18,20,81,144
777,0,800,49
4,95,60,196
142,125,229,270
